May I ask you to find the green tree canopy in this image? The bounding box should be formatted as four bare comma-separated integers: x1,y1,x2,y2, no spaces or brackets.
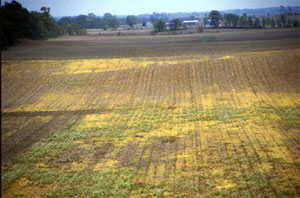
57,13,120,30
247,16,253,27
239,13,248,27
262,18,266,28
152,19,165,32
271,18,276,28
224,13,239,28
126,15,138,27
103,13,112,18
104,16,120,29
253,18,261,28
280,14,286,27
209,10,222,28
40,7,50,15
1,0,61,47
171,19,182,30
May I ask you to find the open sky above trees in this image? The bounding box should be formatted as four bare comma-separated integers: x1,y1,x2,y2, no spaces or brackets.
1,0,300,16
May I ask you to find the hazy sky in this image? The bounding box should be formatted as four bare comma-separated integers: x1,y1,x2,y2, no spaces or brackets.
2,0,300,16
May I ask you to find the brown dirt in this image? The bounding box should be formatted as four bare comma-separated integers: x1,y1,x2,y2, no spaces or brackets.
1,28,300,197
2,47,299,163
2,28,299,60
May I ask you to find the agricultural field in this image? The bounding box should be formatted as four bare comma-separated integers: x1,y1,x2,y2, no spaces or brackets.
1,28,300,197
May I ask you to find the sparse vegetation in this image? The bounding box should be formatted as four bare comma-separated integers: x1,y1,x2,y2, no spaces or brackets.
1,2,300,197
198,36,215,42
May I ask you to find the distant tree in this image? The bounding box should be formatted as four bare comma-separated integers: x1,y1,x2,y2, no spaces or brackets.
247,16,253,27
1,1,31,46
224,14,232,27
288,18,293,27
293,20,300,27
271,18,276,28
224,13,239,28
103,13,112,18
280,14,286,27
276,18,282,28
75,15,88,27
40,7,50,15
94,18,104,28
72,24,87,36
102,25,108,30
280,5,286,13
118,17,126,25
287,6,293,13
266,17,271,28
262,18,266,28
88,13,96,18
30,11,48,38
239,13,248,27
1,1,61,47
171,19,182,30
231,15,239,27
188,15,196,20
126,15,138,27
86,17,95,28
253,18,261,28
286,18,292,27
152,19,165,32
57,16,73,27
104,16,120,29
209,10,222,28
66,24,74,35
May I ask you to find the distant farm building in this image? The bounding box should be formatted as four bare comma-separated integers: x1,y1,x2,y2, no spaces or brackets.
205,19,212,25
165,22,176,30
183,20,199,26
145,22,153,28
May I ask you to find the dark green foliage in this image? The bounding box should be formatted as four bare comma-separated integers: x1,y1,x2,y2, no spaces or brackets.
248,16,253,27
104,14,120,29
224,13,239,28
152,19,166,32
262,18,266,28
221,11,292,29
271,18,276,28
1,0,61,48
1,1,31,46
30,11,61,38
126,15,138,27
209,10,222,27
253,18,261,28
293,20,299,27
57,12,120,32
280,14,286,27
239,13,248,27
171,18,182,30
266,17,272,28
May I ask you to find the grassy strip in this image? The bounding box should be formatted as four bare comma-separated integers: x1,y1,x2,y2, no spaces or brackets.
198,36,215,42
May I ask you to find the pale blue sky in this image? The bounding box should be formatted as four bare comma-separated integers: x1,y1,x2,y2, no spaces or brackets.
2,0,300,16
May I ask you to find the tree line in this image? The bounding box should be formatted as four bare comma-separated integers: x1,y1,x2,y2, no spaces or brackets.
2,1,299,46
57,14,140,35
150,10,299,33
57,13,120,35
208,10,299,28
1,0,61,48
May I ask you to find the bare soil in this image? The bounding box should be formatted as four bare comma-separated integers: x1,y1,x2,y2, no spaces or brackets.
1,27,300,197
2,28,299,60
